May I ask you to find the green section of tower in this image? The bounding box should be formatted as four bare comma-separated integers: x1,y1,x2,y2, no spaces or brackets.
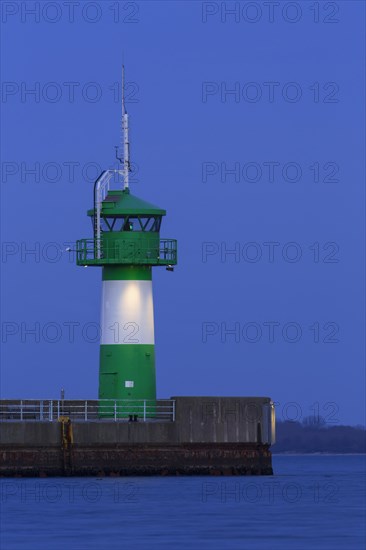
87,189,166,217
102,265,152,281
99,344,156,417
76,188,177,267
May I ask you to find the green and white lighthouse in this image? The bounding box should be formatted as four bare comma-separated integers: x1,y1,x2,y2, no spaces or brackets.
76,67,177,414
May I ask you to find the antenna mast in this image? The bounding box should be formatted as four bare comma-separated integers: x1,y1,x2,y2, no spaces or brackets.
122,64,130,189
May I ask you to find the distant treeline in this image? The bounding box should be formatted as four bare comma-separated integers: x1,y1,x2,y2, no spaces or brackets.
272,417,366,453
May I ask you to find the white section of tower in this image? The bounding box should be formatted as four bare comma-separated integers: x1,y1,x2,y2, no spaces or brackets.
100,280,155,345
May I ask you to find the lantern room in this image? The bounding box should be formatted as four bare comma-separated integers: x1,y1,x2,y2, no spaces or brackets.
76,187,177,267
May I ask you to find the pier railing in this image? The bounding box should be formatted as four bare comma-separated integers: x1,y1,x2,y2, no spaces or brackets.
0,399,176,422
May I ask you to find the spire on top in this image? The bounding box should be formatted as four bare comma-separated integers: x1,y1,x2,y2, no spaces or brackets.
115,64,130,189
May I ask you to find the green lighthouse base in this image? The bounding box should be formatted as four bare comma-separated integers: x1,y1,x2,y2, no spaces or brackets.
98,344,156,419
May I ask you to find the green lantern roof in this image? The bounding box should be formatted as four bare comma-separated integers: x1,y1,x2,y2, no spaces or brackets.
87,189,166,217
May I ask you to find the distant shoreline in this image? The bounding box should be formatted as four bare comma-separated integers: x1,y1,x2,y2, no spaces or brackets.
272,421,366,454
272,452,366,456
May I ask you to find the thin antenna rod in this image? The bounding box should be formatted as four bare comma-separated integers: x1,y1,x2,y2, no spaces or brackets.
122,64,130,189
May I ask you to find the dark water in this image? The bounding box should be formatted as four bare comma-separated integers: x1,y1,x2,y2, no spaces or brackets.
1,455,365,549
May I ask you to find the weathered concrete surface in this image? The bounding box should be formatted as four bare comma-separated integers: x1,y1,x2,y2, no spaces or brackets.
0,422,60,446
0,422,177,446
0,444,272,476
172,396,272,444
0,397,274,476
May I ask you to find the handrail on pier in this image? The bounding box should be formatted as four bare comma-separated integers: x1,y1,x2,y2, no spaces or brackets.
0,399,176,423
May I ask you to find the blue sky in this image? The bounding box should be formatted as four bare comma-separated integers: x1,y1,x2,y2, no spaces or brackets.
1,1,365,425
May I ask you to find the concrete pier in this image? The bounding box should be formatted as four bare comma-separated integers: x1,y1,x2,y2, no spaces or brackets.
0,397,275,476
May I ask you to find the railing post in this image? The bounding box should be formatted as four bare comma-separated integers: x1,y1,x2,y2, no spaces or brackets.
143,400,146,422
57,400,60,419
20,400,23,421
49,400,53,422
40,400,43,421
84,401,88,421
172,400,175,422
114,400,117,421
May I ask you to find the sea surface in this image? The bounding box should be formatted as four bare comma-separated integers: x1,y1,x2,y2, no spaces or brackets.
1,455,365,550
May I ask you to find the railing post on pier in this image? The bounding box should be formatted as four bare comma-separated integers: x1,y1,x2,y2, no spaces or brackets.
40,400,44,421
49,400,53,422
84,401,88,421
143,400,146,421
20,400,23,421
172,400,175,422
57,400,60,419
114,400,117,421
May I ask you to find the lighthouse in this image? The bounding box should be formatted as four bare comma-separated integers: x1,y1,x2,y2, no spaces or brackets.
1,70,274,478
76,67,177,416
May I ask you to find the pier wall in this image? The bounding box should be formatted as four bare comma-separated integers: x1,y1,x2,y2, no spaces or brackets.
0,397,274,476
